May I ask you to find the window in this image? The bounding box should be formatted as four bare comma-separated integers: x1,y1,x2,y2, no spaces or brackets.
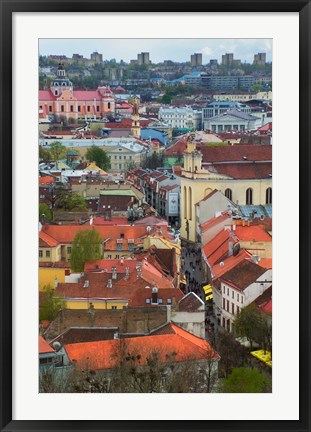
246,188,253,205
167,298,172,304
114,155,117,159
115,255,120,259
266,187,272,204
128,244,134,252
55,90,58,96
236,306,240,314
146,298,151,304
227,287,229,296
61,105,64,112
87,106,90,112
46,250,50,258
67,247,71,254
39,105,42,110
108,102,111,109
227,300,230,311
70,105,73,112
119,156,122,160
96,106,99,112
117,244,123,251
111,306,117,310
107,255,112,259
124,156,126,160
237,293,239,302
119,164,122,169
129,156,132,160
158,298,163,304
49,106,52,112
231,303,235,314
78,106,81,112
223,286,225,294
225,188,232,201
39,250,43,258
232,291,234,299
241,296,244,304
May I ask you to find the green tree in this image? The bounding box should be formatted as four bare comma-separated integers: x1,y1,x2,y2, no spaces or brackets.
39,203,52,222
39,284,66,322
234,304,265,349
161,94,172,104
85,146,111,171
57,191,87,211
222,367,271,393
70,229,103,272
39,146,51,161
49,141,66,162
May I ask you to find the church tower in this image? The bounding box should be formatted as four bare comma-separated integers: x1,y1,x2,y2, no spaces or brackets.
50,63,73,97
131,97,141,139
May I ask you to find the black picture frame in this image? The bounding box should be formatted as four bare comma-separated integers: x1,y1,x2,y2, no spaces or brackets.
1,1,310,431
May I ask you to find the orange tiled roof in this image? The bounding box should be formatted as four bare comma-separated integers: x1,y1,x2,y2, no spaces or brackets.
202,229,239,267
39,231,60,248
212,249,252,279
257,258,272,269
128,287,183,307
200,212,231,233
219,259,268,291
64,323,219,371
41,225,166,248
39,335,54,354
234,225,272,242
39,176,55,186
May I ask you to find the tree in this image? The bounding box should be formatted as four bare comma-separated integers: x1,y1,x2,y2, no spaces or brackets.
39,203,52,222
85,146,111,171
222,367,271,393
49,141,66,162
215,331,249,378
234,304,265,349
56,191,87,211
39,146,51,161
39,284,66,322
70,229,103,272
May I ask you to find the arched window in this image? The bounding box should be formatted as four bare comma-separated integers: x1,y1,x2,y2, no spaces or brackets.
225,188,232,201
246,188,253,205
266,187,272,204
183,186,187,219
188,187,192,220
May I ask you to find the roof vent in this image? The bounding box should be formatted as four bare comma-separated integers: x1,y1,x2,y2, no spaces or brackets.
219,262,224,267
83,280,89,288
107,279,112,288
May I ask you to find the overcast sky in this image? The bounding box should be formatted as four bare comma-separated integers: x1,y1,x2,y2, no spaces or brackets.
39,39,272,64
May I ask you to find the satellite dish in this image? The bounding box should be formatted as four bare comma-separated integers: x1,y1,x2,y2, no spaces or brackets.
233,243,240,256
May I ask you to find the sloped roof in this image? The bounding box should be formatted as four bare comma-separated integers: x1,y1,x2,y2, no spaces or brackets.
206,162,272,179
39,335,54,354
178,292,204,312
219,259,268,291
212,249,252,279
128,287,184,307
202,229,239,267
234,225,272,242
39,231,59,248
200,144,272,163
64,323,219,371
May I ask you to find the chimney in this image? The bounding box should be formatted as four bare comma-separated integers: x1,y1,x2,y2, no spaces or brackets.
83,280,89,288
125,266,130,280
120,257,124,265
252,255,260,264
151,286,158,304
112,266,117,280
107,279,112,288
137,268,142,279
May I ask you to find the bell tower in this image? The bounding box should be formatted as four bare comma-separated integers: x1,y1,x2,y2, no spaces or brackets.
50,63,73,97
131,97,141,139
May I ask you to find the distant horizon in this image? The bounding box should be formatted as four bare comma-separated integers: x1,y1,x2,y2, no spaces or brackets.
39,38,272,64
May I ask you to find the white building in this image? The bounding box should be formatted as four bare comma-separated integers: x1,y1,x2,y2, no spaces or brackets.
203,109,262,132
218,259,272,332
158,107,202,130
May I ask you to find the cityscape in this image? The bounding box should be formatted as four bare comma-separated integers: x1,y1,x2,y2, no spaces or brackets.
38,39,272,393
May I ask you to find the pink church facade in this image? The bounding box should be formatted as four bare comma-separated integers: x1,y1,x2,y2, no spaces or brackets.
39,64,115,121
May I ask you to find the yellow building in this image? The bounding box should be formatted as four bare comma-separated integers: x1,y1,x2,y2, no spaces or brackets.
180,136,272,242
39,265,67,291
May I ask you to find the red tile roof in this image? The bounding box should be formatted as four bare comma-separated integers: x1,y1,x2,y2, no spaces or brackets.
200,212,231,233
165,137,187,157
64,323,219,370
128,287,183,307
219,259,268,291
39,176,55,186
39,90,56,101
92,217,128,226
202,229,239,267
84,258,139,273
257,258,272,269
200,144,272,163
178,292,204,312
234,225,272,242
39,231,59,248
206,162,272,179
39,335,54,354
39,261,70,268
212,249,252,279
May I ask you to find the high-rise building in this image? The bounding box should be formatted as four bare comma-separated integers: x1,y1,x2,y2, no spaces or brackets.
191,53,202,67
90,51,103,63
222,53,234,66
253,52,267,66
